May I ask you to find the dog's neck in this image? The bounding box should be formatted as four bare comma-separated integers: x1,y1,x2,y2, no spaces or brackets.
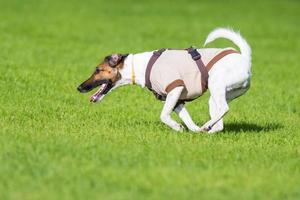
117,52,153,87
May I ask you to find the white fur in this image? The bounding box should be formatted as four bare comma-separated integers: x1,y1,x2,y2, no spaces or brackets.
110,28,252,133
160,86,185,132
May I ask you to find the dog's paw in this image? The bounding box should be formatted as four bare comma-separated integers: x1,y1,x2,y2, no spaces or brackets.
187,125,202,133
208,126,223,134
199,127,209,133
172,124,185,132
199,123,212,133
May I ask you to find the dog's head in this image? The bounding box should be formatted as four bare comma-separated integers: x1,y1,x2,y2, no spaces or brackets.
77,53,128,102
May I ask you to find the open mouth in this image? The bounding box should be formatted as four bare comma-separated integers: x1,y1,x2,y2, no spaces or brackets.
90,81,112,103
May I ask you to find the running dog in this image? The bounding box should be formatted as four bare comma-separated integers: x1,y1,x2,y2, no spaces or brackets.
77,28,252,133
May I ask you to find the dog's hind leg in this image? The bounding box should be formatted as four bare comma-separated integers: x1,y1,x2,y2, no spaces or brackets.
160,86,185,132
174,103,201,132
200,83,229,133
205,87,249,133
207,96,224,133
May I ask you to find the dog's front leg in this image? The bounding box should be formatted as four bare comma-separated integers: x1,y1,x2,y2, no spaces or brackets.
174,104,201,132
160,86,184,132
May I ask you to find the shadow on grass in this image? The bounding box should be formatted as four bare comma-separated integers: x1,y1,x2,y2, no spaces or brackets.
224,122,283,133
129,120,283,134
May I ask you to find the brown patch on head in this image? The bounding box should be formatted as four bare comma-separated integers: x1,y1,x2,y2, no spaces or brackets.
77,53,128,93
94,53,128,83
93,62,119,84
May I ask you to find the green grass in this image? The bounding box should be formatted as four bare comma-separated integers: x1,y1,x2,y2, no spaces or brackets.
1,0,300,199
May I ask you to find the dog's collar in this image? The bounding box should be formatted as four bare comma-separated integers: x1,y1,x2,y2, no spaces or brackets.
131,55,136,85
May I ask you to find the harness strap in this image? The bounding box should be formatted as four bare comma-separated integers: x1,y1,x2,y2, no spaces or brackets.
186,47,209,92
206,49,239,71
145,48,166,90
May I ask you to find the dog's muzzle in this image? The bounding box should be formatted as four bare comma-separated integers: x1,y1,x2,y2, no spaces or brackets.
77,79,113,103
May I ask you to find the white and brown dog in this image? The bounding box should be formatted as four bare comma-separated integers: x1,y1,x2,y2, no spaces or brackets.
77,28,251,133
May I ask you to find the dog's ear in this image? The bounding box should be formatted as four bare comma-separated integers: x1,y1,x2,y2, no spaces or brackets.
106,53,129,68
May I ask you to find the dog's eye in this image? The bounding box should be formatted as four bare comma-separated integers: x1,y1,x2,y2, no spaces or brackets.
95,67,100,73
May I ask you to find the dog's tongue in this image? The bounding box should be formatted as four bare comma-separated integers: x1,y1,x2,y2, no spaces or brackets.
90,84,107,103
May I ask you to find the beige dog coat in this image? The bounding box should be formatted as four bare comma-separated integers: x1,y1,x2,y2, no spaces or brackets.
146,48,238,101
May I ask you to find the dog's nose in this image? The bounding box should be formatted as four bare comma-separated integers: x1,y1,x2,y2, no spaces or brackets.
77,86,83,92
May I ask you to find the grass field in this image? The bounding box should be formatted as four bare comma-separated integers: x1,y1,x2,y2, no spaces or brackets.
1,0,300,199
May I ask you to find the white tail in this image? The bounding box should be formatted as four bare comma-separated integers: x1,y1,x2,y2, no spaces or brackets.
204,28,251,62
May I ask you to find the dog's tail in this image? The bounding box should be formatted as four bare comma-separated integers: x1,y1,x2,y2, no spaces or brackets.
204,28,251,62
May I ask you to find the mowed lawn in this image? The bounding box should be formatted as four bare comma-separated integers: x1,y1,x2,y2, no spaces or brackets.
0,0,300,199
